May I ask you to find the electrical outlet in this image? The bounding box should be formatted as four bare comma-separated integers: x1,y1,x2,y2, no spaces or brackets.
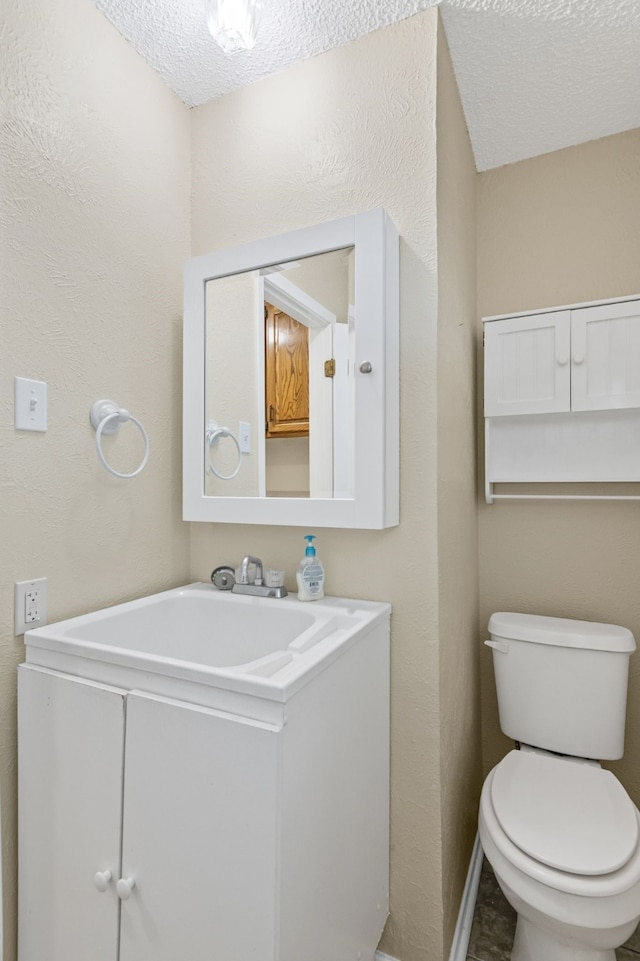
15,577,47,636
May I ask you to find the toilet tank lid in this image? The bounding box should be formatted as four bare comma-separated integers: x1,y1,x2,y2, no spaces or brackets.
488,612,636,653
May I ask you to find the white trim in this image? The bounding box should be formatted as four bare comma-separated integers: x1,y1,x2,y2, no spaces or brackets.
302,833,483,961
482,292,640,324
448,833,483,961
373,836,484,961
263,274,335,331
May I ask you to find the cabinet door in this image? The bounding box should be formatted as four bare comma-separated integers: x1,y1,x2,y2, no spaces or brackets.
118,692,281,961
18,666,124,961
484,311,571,416
571,300,640,411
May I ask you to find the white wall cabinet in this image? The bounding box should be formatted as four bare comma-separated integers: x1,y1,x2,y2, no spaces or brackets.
18,612,390,961
571,300,640,412
484,300,640,418
483,295,640,502
484,310,571,417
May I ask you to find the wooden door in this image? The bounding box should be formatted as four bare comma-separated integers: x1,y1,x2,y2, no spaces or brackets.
265,302,309,437
571,299,640,411
118,692,281,961
484,311,571,416
18,666,124,961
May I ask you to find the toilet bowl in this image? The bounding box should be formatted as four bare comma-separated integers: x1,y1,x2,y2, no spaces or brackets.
480,750,640,961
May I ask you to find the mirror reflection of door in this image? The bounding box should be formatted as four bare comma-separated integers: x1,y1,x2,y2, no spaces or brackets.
204,247,355,500
264,304,309,437
262,274,337,499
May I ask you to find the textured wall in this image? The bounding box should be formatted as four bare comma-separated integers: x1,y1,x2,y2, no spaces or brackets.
1,0,191,953
477,130,640,803
205,273,260,495
190,12,444,960
435,22,482,955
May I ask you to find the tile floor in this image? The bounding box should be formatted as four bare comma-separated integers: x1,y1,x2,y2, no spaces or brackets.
466,858,640,961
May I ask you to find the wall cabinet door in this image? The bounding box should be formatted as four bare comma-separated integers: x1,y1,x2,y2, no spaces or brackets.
484,311,571,416
118,692,281,961
571,300,640,411
18,666,124,961
485,300,640,418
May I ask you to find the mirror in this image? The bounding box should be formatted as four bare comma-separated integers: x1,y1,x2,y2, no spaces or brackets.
184,209,399,528
205,247,355,500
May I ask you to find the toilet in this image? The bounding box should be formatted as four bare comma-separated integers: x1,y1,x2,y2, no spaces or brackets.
479,612,640,961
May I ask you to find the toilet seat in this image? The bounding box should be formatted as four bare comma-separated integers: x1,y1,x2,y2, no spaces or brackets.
491,751,639,877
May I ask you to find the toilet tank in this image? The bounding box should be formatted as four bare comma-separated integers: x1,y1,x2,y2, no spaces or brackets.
487,612,636,760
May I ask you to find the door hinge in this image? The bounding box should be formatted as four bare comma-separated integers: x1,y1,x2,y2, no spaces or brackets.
324,359,336,378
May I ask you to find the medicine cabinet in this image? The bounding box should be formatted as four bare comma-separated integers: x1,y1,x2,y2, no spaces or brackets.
183,209,399,529
484,295,640,503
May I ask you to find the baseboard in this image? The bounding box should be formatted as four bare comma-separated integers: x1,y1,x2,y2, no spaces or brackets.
374,835,482,961
447,832,483,961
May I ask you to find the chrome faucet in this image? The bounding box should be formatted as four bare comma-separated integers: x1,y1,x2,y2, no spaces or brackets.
230,555,288,598
237,555,264,586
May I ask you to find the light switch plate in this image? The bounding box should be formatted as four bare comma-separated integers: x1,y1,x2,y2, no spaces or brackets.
15,377,47,431
239,421,251,453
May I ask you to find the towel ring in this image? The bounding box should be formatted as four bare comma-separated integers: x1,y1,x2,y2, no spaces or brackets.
90,399,149,479
206,422,242,480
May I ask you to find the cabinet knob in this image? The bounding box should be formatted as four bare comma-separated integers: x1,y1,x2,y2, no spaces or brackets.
94,869,112,892
557,355,569,366
573,354,585,365
116,877,136,900
359,361,373,374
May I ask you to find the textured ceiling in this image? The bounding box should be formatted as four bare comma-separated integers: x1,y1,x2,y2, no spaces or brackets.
93,0,439,107
92,0,640,170
440,0,640,170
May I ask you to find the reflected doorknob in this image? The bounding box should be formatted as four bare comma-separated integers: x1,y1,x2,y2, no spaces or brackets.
116,876,136,900
93,869,112,892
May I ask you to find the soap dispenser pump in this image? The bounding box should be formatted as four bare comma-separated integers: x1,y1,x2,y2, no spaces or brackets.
296,534,325,601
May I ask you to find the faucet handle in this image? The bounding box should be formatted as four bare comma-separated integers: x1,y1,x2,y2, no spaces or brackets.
211,566,236,591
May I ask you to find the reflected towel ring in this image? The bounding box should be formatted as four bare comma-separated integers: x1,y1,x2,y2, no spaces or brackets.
206,422,242,480
90,399,149,479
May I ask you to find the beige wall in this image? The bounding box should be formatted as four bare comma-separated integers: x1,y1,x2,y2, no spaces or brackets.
190,12,448,960
477,130,640,804
436,23,482,954
205,272,260,495
2,5,484,959
1,0,191,953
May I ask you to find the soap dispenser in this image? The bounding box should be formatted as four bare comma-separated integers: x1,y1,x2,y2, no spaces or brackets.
296,535,325,601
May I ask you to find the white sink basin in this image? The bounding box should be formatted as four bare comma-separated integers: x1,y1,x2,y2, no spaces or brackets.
24,583,389,700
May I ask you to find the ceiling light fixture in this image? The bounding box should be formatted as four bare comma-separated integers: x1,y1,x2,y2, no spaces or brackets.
207,0,264,53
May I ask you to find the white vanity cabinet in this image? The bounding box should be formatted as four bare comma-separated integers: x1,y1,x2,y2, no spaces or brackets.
484,299,640,417
18,669,124,961
18,587,390,961
483,296,640,502
18,668,281,961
